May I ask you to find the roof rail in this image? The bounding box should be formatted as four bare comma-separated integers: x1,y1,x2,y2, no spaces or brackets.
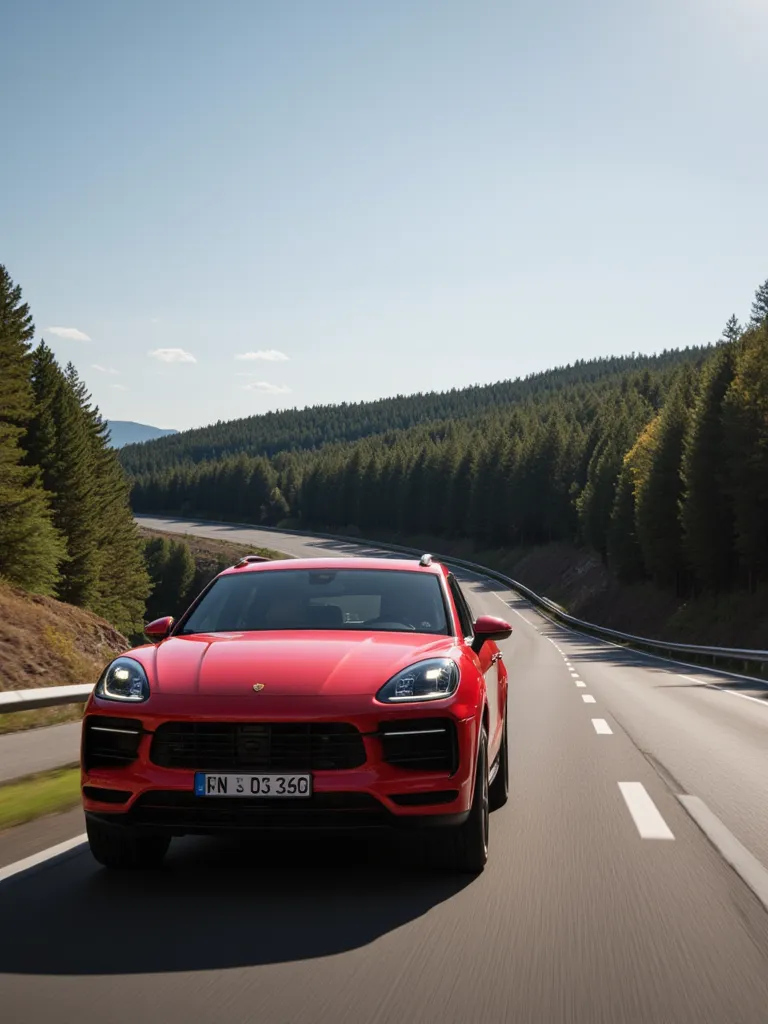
233,554,270,568
419,553,433,567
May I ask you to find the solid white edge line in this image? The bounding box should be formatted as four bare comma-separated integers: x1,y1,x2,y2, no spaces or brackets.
0,834,87,885
582,694,596,703
678,796,768,911
679,677,768,710
592,718,613,735
492,592,538,627
618,782,674,840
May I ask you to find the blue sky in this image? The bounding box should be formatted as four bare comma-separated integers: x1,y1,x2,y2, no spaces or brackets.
2,0,767,431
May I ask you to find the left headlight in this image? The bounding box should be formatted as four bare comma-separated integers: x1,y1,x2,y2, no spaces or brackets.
95,657,150,702
376,658,459,703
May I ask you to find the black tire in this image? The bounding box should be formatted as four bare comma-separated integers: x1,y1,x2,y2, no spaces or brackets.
86,817,170,870
445,727,489,874
488,708,509,812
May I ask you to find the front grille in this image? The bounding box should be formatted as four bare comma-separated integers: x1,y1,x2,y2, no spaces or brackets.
379,719,458,774
83,717,143,769
126,790,387,830
150,722,366,772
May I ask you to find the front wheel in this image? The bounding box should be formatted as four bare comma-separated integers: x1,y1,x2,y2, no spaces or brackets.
86,817,170,870
445,727,489,874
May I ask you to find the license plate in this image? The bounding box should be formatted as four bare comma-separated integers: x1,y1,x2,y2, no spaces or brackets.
194,773,312,798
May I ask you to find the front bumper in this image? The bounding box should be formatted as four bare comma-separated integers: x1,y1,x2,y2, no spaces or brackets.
81,696,479,835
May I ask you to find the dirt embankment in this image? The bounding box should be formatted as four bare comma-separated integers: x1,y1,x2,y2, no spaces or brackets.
0,582,129,695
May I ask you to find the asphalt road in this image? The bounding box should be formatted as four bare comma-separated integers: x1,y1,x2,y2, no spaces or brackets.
3,515,768,1023
0,722,81,783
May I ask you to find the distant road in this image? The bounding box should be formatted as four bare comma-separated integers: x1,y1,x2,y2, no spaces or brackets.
2,515,768,1022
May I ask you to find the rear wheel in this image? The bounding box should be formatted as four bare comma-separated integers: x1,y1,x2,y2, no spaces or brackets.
489,707,509,811
445,727,489,874
86,817,170,870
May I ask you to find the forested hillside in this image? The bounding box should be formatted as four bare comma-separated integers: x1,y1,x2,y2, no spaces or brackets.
0,266,150,635
129,276,768,608
119,349,705,474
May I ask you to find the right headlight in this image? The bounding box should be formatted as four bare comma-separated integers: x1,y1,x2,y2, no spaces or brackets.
95,657,150,702
376,658,460,703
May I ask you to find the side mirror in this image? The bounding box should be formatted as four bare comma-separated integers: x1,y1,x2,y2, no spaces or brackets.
471,614,512,653
144,616,174,641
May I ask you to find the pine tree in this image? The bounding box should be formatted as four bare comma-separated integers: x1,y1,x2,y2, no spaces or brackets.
634,370,696,591
64,363,151,634
607,459,646,582
749,278,768,328
722,321,768,587
0,267,64,593
680,346,737,591
25,344,101,606
722,315,742,345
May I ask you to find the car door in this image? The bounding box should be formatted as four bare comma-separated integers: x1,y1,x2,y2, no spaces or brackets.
447,574,502,762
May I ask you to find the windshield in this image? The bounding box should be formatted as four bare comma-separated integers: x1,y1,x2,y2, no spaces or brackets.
177,568,451,636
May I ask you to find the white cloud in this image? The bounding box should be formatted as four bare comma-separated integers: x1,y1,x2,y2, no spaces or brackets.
111,384,128,391
148,347,197,364
235,349,289,362
243,381,292,394
150,317,161,324
92,363,119,375
47,326,91,342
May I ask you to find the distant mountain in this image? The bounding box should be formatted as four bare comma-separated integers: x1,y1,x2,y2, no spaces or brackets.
106,421,178,448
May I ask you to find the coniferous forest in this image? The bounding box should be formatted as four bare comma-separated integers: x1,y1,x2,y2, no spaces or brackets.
126,276,768,605
0,265,150,634
3,258,768,638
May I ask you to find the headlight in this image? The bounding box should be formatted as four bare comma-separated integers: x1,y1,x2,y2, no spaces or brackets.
95,658,150,702
376,659,459,703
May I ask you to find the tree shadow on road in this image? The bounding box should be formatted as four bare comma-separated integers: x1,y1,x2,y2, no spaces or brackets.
0,830,473,976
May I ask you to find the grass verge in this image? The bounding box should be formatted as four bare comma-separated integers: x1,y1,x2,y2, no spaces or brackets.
0,704,84,736
0,765,81,832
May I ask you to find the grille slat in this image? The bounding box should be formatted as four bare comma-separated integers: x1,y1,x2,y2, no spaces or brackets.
84,717,143,769
151,722,366,772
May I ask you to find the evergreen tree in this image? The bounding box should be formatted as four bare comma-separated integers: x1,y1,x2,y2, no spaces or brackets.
634,370,696,591
722,315,742,345
722,321,768,587
65,363,151,633
749,278,768,329
607,459,646,583
680,346,737,590
26,344,101,606
0,267,64,593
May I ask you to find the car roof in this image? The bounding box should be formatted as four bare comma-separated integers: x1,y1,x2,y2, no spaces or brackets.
219,556,446,578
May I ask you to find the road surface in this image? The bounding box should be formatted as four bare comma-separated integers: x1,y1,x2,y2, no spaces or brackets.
2,515,768,1023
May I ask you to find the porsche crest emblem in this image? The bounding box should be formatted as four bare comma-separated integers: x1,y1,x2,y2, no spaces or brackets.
252,683,265,692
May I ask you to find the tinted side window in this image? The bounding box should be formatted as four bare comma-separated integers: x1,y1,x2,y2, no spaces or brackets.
447,575,474,638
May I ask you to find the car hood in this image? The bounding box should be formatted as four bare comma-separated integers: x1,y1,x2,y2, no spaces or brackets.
133,631,458,697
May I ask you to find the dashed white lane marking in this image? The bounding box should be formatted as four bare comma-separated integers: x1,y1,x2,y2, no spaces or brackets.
592,718,613,735
582,695,596,704
576,681,586,688
0,834,87,885
678,796,768,911
619,783,675,840
569,671,579,677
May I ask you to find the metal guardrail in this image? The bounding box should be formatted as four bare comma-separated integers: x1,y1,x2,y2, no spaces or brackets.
202,518,768,671
3,519,766,715
0,684,93,714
